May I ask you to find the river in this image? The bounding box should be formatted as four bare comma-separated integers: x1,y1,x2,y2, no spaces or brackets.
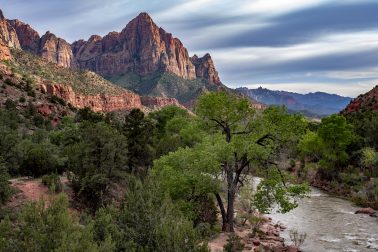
269,188,378,252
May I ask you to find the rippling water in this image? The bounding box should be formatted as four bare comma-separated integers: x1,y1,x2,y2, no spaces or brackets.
269,188,378,252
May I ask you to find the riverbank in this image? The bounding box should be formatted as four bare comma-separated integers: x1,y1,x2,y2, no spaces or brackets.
208,214,299,252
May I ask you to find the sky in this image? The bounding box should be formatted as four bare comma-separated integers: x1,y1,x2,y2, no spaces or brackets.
1,0,378,97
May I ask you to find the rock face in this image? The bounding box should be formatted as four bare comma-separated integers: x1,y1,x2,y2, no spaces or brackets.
42,82,142,112
0,41,11,60
39,31,76,68
341,85,378,115
140,96,183,109
7,19,40,53
72,13,197,79
191,53,221,85
0,10,20,49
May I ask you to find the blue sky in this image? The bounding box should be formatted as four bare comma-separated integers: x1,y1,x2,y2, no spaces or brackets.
1,0,378,97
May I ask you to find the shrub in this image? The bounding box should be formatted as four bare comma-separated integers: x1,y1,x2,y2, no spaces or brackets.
50,95,66,106
41,173,62,193
0,158,12,205
4,78,14,86
19,96,26,103
4,99,17,111
223,234,244,252
289,229,307,248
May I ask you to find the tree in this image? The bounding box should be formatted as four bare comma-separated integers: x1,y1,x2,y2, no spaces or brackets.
93,179,209,252
195,92,308,232
64,122,128,210
123,109,155,175
153,92,308,232
0,157,11,205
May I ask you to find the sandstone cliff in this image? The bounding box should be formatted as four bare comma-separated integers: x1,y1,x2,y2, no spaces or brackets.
72,12,196,79
39,31,76,68
341,85,378,114
191,53,221,85
0,10,20,49
7,19,40,53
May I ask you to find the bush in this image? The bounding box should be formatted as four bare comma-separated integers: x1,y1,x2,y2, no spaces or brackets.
19,96,26,103
4,99,16,111
50,95,66,106
0,158,12,205
223,234,244,252
41,173,62,193
0,194,114,251
4,78,14,86
18,141,58,177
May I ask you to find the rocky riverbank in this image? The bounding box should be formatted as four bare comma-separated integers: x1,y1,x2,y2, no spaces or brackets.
208,215,299,252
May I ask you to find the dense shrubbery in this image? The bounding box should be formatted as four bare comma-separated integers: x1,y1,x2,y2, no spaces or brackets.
298,111,378,208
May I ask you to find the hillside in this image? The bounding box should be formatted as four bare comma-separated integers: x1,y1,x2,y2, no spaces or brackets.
236,87,352,116
341,85,378,115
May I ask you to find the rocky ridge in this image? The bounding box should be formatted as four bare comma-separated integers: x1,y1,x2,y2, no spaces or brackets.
341,85,378,114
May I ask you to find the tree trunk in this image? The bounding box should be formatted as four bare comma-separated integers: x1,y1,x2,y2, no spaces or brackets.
224,187,235,232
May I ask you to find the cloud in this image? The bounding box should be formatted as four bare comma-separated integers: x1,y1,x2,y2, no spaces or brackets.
212,1,378,48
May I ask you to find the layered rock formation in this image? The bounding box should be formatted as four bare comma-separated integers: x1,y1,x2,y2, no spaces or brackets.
0,10,20,49
72,13,197,79
7,19,40,53
191,53,221,85
0,41,11,61
7,19,75,68
140,96,183,109
341,85,378,114
39,31,76,68
41,82,142,112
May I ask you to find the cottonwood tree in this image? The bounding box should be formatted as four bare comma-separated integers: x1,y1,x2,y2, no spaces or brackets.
154,92,308,232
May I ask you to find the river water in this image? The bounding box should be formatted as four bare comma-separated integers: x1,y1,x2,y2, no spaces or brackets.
269,188,378,252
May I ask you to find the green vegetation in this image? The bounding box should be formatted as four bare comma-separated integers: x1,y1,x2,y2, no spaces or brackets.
107,72,220,104
0,91,323,250
298,111,378,208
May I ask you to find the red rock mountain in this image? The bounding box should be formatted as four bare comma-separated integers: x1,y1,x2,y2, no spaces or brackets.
71,12,220,83
341,85,378,114
6,11,221,84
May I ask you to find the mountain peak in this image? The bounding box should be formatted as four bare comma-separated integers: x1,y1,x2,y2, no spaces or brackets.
136,12,152,20
0,9,4,20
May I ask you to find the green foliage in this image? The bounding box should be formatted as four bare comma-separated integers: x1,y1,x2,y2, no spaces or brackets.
123,109,155,174
0,194,114,252
223,234,244,252
92,179,209,252
346,111,378,149
64,122,127,210
0,158,11,205
253,169,309,214
108,72,218,104
17,139,59,177
299,115,354,178
76,107,104,123
50,95,67,106
41,173,62,193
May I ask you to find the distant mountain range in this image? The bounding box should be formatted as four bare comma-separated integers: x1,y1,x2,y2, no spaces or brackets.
236,87,352,117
